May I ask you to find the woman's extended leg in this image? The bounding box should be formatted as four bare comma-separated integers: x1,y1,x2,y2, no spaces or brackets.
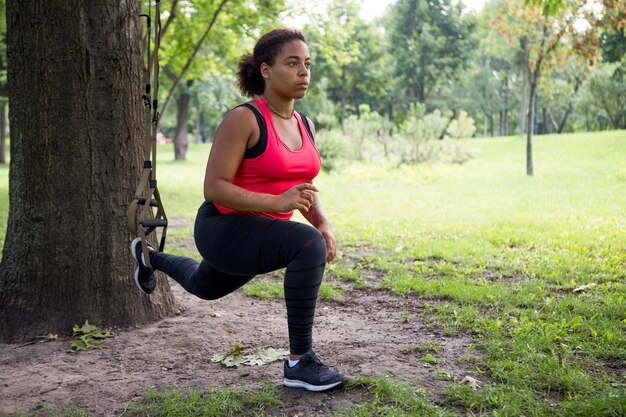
130,202,345,390
134,202,327,354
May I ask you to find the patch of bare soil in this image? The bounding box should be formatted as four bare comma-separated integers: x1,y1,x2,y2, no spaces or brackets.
0,278,481,416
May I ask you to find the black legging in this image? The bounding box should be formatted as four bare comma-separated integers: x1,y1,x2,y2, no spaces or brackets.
149,201,326,355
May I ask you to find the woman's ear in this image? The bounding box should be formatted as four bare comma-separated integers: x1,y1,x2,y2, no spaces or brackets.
260,62,271,79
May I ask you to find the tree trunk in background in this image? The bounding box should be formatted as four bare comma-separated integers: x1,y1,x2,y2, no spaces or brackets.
196,110,206,142
173,80,192,160
339,69,347,126
519,70,527,136
500,78,509,136
526,80,537,176
518,36,529,136
0,0,176,342
557,75,582,133
483,114,488,137
0,101,5,164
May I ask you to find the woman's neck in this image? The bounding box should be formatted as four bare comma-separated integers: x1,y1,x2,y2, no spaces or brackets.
263,93,294,120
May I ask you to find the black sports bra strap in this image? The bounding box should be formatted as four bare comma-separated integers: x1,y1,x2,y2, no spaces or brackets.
298,112,315,143
237,103,268,159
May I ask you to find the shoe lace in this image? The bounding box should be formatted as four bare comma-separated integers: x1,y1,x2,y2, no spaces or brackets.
304,352,330,374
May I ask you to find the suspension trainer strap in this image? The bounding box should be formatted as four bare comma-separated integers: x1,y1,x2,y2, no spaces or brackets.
127,0,167,268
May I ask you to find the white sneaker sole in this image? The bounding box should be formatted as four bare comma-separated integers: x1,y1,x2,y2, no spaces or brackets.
283,378,343,392
130,238,149,293
129,237,142,264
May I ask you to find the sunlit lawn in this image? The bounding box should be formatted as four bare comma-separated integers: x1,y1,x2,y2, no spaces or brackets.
0,130,624,416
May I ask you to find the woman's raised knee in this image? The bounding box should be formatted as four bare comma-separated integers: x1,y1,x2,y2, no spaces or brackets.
297,226,327,264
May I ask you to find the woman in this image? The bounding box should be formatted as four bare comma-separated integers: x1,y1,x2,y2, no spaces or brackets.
130,28,348,392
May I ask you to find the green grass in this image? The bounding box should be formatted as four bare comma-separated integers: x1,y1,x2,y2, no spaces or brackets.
242,274,343,301
125,382,282,417
1,130,625,415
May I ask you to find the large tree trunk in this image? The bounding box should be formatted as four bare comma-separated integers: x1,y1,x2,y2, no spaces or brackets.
0,1,177,342
0,101,6,164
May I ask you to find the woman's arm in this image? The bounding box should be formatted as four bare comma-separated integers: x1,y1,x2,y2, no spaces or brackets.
204,107,316,213
300,192,336,263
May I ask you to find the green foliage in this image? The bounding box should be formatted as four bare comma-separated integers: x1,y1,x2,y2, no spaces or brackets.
574,60,626,130
299,77,339,130
446,111,476,140
343,104,390,161
67,321,114,353
316,128,350,173
394,104,475,164
318,281,343,301
388,0,476,109
419,353,442,364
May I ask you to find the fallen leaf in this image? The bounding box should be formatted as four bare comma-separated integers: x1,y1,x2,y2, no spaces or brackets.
461,375,482,390
211,345,289,368
573,283,596,293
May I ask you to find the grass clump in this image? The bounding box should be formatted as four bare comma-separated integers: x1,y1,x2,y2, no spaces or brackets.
336,376,457,417
125,382,280,417
243,278,342,301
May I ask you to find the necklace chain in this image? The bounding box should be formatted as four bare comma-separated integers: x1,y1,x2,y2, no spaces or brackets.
263,96,294,120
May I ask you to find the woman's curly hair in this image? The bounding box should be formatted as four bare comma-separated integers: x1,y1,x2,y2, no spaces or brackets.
236,29,307,97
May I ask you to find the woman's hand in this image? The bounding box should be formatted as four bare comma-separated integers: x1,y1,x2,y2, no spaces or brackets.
318,222,337,263
274,183,319,213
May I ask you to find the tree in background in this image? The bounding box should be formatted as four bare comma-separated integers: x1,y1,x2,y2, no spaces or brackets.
495,0,624,175
156,0,285,160
191,74,243,142
305,0,363,124
465,56,502,137
471,1,523,137
388,0,476,112
574,61,626,130
537,53,587,133
0,1,177,342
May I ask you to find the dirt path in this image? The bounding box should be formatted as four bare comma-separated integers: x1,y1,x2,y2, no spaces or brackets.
0,279,478,416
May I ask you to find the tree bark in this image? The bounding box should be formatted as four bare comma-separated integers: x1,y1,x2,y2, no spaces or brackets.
0,1,176,342
0,101,6,164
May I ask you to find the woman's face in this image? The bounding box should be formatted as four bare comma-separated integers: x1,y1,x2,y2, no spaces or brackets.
263,40,311,99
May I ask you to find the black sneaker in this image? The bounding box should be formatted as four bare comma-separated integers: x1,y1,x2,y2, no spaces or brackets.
283,350,348,392
129,238,157,294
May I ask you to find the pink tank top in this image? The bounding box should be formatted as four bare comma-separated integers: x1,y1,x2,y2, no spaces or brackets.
213,98,321,220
